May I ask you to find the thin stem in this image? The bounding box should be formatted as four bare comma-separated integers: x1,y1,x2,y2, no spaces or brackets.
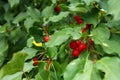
51,62,58,80
23,71,30,80
38,52,46,59
46,58,51,70
90,49,101,59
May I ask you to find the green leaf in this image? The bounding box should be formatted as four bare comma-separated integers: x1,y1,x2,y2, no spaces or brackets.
51,0,56,3
99,0,108,10
46,28,70,47
82,0,100,6
26,7,40,20
18,9,39,31
48,12,70,22
0,34,8,66
4,12,14,23
26,37,34,47
0,38,8,53
23,78,35,80
91,24,110,44
0,26,6,33
23,62,33,72
72,61,101,80
106,20,120,30
21,47,38,60
64,58,85,80
0,35,8,66
68,0,81,3
1,72,22,80
64,52,101,80
64,52,87,80
58,41,69,60
13,12,28,24
68,27,81,40
68,3,87,13
95,57,120,80
42,4,54,19
102,40,120,56
108,0,120,20
0,52,7,67
47,47,58,60
35,62,49,80
9,28,21,44
24,17,36,32
0,52,27,79
84,8,99,27
46,27,82,47
51,61,63,80
8,0,20,8
91,24,120,56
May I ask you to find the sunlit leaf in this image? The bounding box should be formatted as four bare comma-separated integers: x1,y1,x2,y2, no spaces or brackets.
108,0,120,20
49,12,69,22
0,52,27,79
46,28,71,47
95,57,120,80
8,0,20,8
1,72,22,80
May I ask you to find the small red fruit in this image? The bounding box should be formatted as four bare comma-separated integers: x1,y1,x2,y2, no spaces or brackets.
81,28,85,33
33,57,38,61
74,15,81,21
72,49,80,57
76,40,82,47
81,43,87,51
55,6,61,13
89,38,94,45
78,43,87,52
44,35,49,42
33,57,38,66
86,24,93,30
69,41,77,49
77,19,83,24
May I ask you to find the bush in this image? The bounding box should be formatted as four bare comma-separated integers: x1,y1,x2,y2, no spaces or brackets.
0,0,120,80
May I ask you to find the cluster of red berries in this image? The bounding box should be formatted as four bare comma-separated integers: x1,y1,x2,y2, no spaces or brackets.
70,38,94,57
74,15,83,24
69,40,87,57
70,23,94,57
33,57,39,66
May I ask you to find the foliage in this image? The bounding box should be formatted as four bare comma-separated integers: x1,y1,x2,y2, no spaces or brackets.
0,0,120,80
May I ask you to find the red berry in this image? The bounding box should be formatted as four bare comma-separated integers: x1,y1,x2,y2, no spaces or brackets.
82,44,87,51
69,41,77,49
86,24,93,30
33,62,38,66
72,49,80,57
77,19,83,24
76,40,82,47
81,28,85,33
78,43,87,52
74,15,81,21
89,38,94,45
33,57,39,66
33,57,38,61
55,6,61,13
44,35,49,42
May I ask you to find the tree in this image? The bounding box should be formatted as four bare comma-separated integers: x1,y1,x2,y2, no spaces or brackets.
0,0,120,80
